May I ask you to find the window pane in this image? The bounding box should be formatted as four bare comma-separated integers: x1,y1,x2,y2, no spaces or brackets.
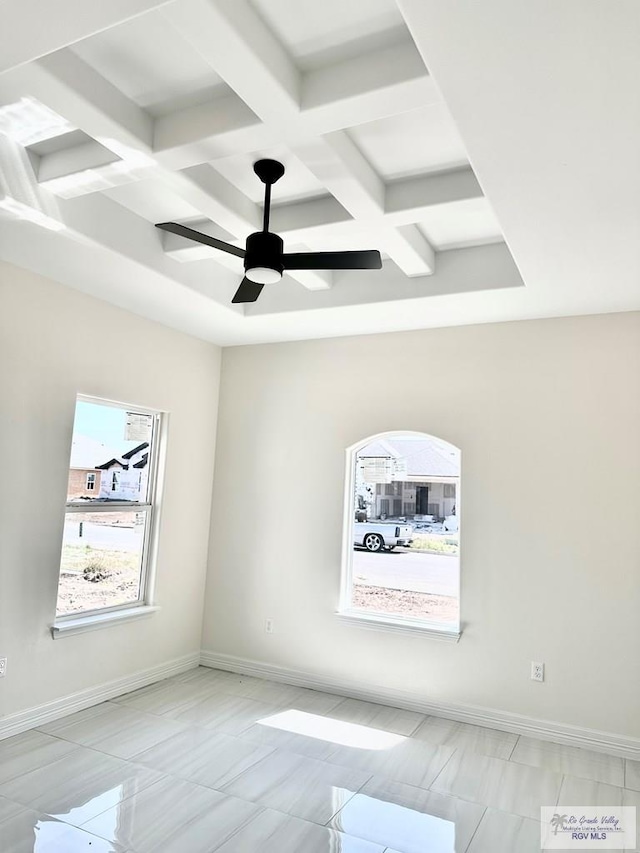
56,510,147,616
67,400,154,503
350,433,460,628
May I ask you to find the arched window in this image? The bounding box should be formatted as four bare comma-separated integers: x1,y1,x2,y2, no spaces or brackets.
339,431,461,639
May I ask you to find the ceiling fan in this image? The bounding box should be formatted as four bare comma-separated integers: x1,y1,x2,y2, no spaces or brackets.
155,159,382,304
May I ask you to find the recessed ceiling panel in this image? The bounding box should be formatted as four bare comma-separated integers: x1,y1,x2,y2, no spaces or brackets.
250,0,407,70
419,198,503,250
104,178,205,223
211,147,326,205
70,11,230,116
349,105,470,181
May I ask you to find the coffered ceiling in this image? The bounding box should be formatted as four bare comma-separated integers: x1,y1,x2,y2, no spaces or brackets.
0,0,638,344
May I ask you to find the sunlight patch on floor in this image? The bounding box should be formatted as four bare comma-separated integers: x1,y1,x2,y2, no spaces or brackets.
256,709,406,750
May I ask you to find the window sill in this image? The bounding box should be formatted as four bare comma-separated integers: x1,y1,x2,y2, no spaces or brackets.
51,605,160,639
336,610,461,642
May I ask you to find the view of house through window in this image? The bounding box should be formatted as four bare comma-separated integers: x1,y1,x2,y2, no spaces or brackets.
56,397,160,618
343,432,460,630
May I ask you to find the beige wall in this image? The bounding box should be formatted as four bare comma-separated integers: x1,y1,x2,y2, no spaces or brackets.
203,313,640,738
0,262,221,719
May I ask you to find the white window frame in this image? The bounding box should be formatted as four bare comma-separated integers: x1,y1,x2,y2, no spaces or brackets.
52,395,166,638
338,431,461,642
86,472,95,490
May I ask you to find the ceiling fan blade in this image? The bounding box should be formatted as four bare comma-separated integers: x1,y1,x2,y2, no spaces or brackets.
155,222,245,259
232,277,264,304
282,250,382,270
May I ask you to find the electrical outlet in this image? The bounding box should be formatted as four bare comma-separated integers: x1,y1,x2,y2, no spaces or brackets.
0,657,7,678
531,661,544,682
265,618,274,634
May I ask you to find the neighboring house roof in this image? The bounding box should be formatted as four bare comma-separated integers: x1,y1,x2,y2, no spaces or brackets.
132,453,148,469
359,436,460,478
96,458,129,471
122,442,149,460
71,436,149,471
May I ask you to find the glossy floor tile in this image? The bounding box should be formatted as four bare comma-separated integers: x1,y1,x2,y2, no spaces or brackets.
163,691,280,735
212,808,386,853
238,715,343,761
212,672,310,707
432,750,563,819
0,730,79,786
330,776,485,853
0,795,31,825
2,667,637,853
221,749,371,824
112,677,220,716
38,701,187,760
511,735,625,785
465,808,542,853
81,775,261,853
0,808,129,852
412,717,518,760
324,697,426,736
0,745,163,827
326,734,455,789
135,727,274,790
558,775,640,809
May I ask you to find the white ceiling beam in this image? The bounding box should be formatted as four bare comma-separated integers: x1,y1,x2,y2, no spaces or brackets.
0,130,244,317
245,242,522,317
0,0,173,74
37,141,120,183
164,0,435,276
0,41,330,291
268,168,482,241
0,54,260,231
291,133,435,276
153,93,275,170
0,134,64,229
172,167,483,279
166,163,260,236
385,168,484,224
270,196,352,236
301,37,439,133
153,40,437,167
377,224,435,276
161,0,301,122
160,217,332,291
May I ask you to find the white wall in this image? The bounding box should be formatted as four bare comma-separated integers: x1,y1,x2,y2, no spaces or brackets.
0,261,221,720
203,313,640,738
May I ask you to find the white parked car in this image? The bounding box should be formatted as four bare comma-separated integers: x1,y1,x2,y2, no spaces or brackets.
354,522,413,552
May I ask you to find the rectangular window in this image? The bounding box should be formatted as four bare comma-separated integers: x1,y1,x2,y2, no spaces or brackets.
56,396,161,620
444,483,455,498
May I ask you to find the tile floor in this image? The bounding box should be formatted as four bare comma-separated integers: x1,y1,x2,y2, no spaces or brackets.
0,666,638,852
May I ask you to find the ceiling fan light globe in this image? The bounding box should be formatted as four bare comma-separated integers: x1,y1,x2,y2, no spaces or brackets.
245,266,282,285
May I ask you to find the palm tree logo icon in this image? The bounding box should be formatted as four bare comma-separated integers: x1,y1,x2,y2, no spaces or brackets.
550,814,569,835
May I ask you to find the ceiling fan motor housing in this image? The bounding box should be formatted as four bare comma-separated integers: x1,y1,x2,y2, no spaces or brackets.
244,231,284,277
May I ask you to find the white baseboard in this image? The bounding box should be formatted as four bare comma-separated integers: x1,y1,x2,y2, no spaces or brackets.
0,652,200,741
200,650,640,761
